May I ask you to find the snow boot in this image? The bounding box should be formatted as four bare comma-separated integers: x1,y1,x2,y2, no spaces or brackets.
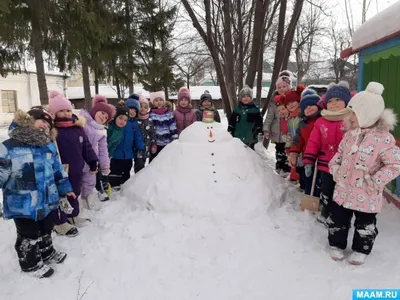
54,222,79,237
329,246,344,261
82,194,101,211
44,251,67,265
348,251,367,265
28,264,54,278
98,191,109,202
68,216,91,227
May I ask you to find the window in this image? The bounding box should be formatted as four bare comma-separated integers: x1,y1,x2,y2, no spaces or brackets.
1,90,17,113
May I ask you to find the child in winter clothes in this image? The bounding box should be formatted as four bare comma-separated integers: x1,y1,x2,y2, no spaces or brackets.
303,81,352,226
228,85,263,149
109,95,145,187
195,91,221,122
263,71,292,174
48,91,98,235
328,82,400,265
136,95,156,172
107,104,130,158
0,107,75,278
149,91,178,161
173,87,196,135
280,85,305,185
289,89,322,196
80,95,116,206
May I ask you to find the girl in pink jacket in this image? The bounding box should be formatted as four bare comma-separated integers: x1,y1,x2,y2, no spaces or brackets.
303,81,352,225
328,82,400,265
80,95,116,209
173,87,197,135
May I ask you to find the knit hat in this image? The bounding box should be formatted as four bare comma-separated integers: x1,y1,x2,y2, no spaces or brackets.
348,82,385,128
324,81,351,106
178,87,191,102
90,95,116,123
300,89,321,113
280,85,305,107
48,90,72,116
150,91,165,105
115,104,130,119
276,70,293,89
239,85,253,100
27,106,54,129
125,94,141,112
200,91,212,106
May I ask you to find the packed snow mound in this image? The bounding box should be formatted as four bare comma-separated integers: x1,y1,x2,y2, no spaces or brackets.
121,121,288,222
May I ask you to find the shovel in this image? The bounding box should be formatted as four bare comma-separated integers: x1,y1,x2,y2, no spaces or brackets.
300,162,320,212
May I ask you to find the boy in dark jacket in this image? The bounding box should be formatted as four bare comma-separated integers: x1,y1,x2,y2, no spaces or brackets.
228,85,263,149
0,107,75,278
195,91,221,123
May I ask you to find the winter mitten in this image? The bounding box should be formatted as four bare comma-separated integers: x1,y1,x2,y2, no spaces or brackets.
288,153,298,167
151,144,157,154
289,167,300,181
263,131,271,139
304,165,313,177
101,168,110,176
59,197,74,214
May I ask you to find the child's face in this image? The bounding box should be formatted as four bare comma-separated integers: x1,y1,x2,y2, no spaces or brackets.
277,83,290,95
304,105,318,117
179,98,189,108
286,101,299,112
350,112,359,129
139,102,149,115
153,98,164,108
202,100,212,109
95,111,109,125
115,115,128,128
241,95,252,105
56,109,72,119
129,108,137,118
327,98,346,112
33,119,50,132
278,105,288,118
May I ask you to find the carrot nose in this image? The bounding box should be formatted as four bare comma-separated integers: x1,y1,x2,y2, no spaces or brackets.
209,130,213,138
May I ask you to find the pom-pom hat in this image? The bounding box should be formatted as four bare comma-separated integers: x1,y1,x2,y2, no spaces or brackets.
324,81,351,106
126,94,141,112
300,89,321,113
178,87,191,102
348,82,385,128
280,85,305,107
150,91,166,105
239,85,253,100
48,90,73,115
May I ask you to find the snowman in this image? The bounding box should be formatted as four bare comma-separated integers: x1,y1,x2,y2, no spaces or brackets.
120,112,288,221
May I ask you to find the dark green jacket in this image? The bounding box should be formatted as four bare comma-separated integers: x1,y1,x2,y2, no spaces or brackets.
107,121,123,158
228,102,263,145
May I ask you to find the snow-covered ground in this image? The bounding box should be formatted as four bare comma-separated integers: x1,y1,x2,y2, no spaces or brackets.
0,122,400,300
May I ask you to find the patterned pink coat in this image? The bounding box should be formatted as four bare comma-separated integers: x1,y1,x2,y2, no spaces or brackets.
329,109,400,213
303,117,344,172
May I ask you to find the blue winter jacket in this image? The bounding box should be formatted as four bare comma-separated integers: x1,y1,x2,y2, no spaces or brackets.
112,117,145,160
0,138,72,221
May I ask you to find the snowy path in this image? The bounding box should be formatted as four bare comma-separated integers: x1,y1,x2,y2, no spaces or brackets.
0,129,400,300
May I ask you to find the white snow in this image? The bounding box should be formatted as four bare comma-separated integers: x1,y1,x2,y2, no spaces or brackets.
352,1,400,51
0,124,400,300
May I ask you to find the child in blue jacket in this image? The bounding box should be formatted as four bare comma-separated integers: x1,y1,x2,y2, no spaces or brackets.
108,95,145,187
0,107,75,278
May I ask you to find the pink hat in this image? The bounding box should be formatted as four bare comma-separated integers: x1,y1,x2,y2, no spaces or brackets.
138,94,149,105
150,91,165,105
178,87,191,102
48,90,72,116
90,95,116,123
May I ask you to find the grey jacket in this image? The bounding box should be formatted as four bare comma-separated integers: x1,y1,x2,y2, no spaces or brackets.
263,100,282,143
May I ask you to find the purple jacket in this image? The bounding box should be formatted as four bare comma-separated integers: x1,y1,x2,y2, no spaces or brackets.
80,110,110,171
54,115,98,195
173,107,197,135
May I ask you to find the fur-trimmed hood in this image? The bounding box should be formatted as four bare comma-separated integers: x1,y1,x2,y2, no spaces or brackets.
375,108,397,131
10,109,58,141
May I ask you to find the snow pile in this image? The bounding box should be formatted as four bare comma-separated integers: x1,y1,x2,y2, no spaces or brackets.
121,121,288,222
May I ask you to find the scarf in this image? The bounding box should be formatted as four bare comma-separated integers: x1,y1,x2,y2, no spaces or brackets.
321,108,352,121
54,116,77,128
177,106,192,114
9,126,51,146
139,112,149,120
288,108,300,118
151,108,168,115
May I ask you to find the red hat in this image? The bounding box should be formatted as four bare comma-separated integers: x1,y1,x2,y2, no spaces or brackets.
90,95,116,123
281,85,305,107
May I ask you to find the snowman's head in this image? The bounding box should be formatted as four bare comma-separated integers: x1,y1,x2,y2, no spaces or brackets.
179,121,233,144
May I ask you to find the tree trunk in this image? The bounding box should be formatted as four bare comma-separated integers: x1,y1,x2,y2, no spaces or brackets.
245,0,268,88
222,0,237,105
126,0,134,94
94,68,99,94
115,77,122,100
81,55,91,108
262,0,286,115
237,0,244,91
187,73,190,89
30,6,48,105
256,33,264,106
